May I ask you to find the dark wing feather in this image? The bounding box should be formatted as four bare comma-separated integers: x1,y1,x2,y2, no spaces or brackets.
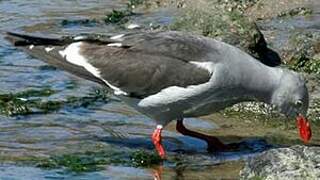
6,31,213,98
80,31,213,97
5,32,104,84
120,31,218,62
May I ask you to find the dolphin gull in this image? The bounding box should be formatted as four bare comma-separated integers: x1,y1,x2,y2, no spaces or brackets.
5,31,311,158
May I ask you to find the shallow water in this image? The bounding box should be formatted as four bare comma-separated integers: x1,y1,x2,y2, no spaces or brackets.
0,1,246,179
0,0,319,179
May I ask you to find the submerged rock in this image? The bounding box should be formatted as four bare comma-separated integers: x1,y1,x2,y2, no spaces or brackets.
240,145,320,179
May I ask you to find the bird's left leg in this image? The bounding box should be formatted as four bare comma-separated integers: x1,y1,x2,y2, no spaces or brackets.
176,118,237,152
152,125,166,158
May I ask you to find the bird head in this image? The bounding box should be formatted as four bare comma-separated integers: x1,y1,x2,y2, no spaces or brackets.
271,69,311,143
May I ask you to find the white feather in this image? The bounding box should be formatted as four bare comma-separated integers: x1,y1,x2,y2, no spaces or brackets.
156,125,163,129
190,61,215,74
139,84,210,108
59,42,127,95
73,36,86,40
107,43,122,47
139,62,215,108
127,24,140,29
45,47,54,52
110,34,125,40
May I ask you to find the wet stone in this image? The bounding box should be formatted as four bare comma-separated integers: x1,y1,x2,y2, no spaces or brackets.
169,0,281,67
240,145,320,179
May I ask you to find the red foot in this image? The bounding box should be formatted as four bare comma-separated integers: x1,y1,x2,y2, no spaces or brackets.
152,125,166,158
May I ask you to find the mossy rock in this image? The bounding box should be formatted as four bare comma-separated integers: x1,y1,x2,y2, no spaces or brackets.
169,0,281,66
308,98,320,124
240,146,320,179
287,31,320,74
246,0,314,20
277,7,312,18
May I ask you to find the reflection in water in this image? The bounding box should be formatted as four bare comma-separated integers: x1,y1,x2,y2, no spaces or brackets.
152,165,163,180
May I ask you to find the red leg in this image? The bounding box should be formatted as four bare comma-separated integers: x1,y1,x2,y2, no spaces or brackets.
152,125,166,158
176,118,235,152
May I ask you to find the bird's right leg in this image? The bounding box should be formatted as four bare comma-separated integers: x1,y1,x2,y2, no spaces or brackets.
152,125,166,158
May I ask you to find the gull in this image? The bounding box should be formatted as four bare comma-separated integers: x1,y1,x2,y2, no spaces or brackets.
5,31,311,158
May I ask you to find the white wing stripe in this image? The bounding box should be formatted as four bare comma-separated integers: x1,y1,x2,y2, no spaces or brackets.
59,42,128,95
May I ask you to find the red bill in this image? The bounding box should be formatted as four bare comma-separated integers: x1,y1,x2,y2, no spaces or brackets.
296,114,312,143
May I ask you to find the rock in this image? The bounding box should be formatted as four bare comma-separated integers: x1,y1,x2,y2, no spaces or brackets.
286,32,320,74
169,0,281,67
128,0,188,10
246,0,320,73
246,0,316,20
240,145,320,179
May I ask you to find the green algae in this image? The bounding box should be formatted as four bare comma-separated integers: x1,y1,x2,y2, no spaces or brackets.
223,105,286,125
287,31,320,74
61,0,145,26
130,150,162,167
217,0,261,14
38,65,57,71
290,53,320,74
248,176,266,180
127,0,145,9
0,99,31,116
0,88,56,116
33,151,121,172
278,7,312,18
0,88,110,116
308,98,320,125
61,19,100,27
221,103,299,132
104,10,133,24
35,149,162,172
16,88,56,98
264,133,301,146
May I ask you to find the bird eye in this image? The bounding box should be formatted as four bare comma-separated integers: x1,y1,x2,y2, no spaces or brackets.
295,100,303,107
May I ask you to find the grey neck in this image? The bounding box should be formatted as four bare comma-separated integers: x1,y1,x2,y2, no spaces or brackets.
239,62,283,104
